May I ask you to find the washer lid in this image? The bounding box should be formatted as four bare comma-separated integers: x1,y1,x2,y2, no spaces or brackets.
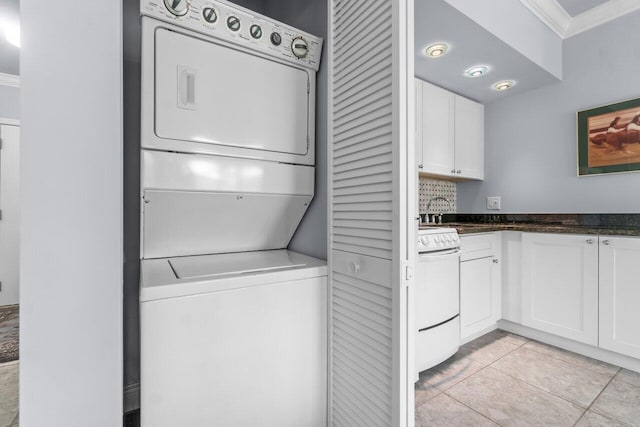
170,250,308,279
140,250,328,301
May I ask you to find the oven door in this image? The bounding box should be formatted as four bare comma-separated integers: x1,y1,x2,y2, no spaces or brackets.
414,248,461,330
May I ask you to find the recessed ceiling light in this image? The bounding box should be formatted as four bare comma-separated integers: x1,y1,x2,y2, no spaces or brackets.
465,66,488,78
425,43,448,58
493,80,515,91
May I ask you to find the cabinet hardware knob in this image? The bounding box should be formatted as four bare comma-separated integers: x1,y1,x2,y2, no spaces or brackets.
602,240,611,246
450,169,456,174
586,239,594,244
457,169,462,174
418,164,424,169
493,259,499,264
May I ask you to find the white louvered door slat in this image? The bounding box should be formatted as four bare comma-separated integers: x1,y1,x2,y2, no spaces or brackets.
328,0,415,425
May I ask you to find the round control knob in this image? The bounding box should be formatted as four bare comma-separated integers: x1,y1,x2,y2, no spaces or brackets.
270,32,282,46
421,236,428,245
227,15,241,32
164,0,189,16
250,24,262,39
202,7,217,23
291,37,309,58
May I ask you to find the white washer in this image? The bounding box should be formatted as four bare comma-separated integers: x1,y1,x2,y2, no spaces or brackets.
140,250,327,427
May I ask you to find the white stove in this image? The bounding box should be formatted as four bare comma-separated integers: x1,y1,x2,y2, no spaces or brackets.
415,227,461,376
418,227,460,253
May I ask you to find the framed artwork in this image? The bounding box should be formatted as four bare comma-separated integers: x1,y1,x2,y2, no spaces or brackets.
577,97,640,176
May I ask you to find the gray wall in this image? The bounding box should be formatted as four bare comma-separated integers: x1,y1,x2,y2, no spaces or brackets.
0,85,19,119
21,0,123,424
458,10,640,213
265,0,328,260
123,0,327,388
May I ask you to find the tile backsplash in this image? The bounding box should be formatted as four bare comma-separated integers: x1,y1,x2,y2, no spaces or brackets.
418,176,456,214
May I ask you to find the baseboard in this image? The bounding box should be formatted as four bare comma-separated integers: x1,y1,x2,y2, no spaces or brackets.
498,320,640,373
124,383,140,414
461,322,499,345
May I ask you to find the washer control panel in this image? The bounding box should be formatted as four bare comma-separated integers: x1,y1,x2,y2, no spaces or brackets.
141,0,322,71
418,228,460,253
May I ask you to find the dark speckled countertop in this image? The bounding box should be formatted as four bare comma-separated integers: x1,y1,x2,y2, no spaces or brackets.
419,214,640,237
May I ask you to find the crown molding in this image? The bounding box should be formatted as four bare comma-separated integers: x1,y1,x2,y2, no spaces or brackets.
520,0,640,39
520,0,571,38
565,0,640,37
0,72,20,88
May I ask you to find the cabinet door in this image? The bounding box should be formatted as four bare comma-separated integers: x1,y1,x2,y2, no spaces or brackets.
415,79,423,171
0,124,20,307
521,233,598,345
460,256,495,341
599,236,640,358
421,81,454,176
454,95,484,180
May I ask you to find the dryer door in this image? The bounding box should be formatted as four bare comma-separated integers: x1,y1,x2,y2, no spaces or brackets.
153,28,310,157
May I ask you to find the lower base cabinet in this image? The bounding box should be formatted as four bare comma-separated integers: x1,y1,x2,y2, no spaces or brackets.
460,233,500,341
599,236,640,359
521,233,599,346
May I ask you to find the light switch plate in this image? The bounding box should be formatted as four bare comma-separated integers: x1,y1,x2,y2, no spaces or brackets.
487,196,501,210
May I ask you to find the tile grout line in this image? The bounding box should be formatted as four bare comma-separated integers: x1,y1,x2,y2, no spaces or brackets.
579,368,634,427
437,334,530,427
457,339,595,424
487,338,622,413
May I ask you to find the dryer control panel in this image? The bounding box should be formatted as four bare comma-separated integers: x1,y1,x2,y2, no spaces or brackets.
141,0,323,71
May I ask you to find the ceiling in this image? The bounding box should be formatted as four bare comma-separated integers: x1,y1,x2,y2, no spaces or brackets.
556,0,609,17
521,0,640,38
414,0,559,104
0,0,19,76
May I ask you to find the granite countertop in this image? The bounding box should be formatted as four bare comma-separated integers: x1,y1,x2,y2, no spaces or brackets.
418,214,640,237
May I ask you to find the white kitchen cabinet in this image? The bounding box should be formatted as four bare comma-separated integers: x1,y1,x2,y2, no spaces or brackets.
415,79,484,180
460,233,501,341
521,233,599,346
415,78,423,170
454,95,484,180
599,236,640,359
420,80,454,176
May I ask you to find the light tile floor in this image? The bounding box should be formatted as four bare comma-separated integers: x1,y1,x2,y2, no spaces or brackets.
0,361,18,427
416,330,640,427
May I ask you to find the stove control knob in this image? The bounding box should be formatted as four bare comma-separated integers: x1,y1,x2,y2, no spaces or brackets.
270,32,282,46
202,7,217,23
446,235,452,242
164,0,189,16
250,24,263,39
291,37,309,58
227,15,241,32
421,236,428,245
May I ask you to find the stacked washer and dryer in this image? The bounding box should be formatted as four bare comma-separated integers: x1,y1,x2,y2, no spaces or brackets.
138,1,325,425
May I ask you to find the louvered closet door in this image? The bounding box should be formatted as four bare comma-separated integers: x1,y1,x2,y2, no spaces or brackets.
328,0,415,426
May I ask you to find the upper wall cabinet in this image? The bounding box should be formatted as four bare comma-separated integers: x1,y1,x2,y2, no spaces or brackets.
415,79,484,180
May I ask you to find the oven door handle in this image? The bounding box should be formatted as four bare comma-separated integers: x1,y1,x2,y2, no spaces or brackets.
418,248,461,260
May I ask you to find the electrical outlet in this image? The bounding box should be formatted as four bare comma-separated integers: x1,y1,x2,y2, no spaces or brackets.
487,196,501,210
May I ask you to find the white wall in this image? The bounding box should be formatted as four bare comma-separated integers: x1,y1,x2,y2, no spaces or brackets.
0,85,19,119
20,0,123,425
458,10,640,213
